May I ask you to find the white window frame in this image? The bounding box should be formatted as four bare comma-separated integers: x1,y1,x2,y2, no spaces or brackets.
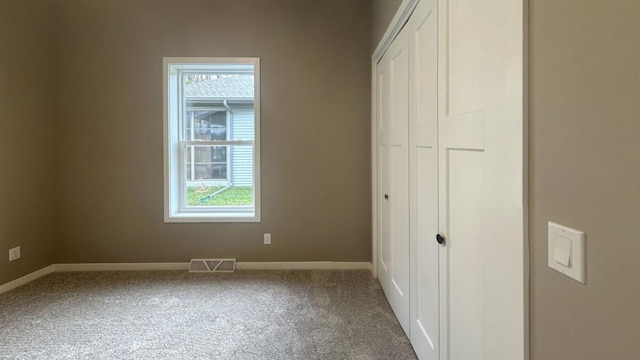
163,57,261,223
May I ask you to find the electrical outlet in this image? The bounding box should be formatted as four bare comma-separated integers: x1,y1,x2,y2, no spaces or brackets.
264,233,271,245
9,246,20,262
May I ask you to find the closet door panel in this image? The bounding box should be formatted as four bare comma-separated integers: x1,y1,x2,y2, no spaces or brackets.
377,55,391,296
447,150,485,360
437,0,526,359
408,0,439,359
390,142,410,321
410,145,439,358
387,26,411,335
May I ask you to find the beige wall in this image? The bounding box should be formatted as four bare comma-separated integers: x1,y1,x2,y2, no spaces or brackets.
371,0,403,51
529,0,640,358
0,1,56,284
52,0,373,264
4,1,640,357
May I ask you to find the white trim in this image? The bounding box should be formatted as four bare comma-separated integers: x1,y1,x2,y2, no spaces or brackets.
252,59,262,223
181,140,254,146
236,262,372,271
164,58,171,221
163,212,259,223
54,263,191,272
0,265,56,295
53,262,372,272
163,57,261,223
523,0,530,358
371,57,378,279
188,96,254,102
372,0,420,63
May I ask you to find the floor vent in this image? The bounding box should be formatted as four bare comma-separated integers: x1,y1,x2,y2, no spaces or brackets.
189,258,236,273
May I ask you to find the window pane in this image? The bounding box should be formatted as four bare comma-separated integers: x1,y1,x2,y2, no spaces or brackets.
185,144,254,207
196,163,226,179
186,145,228,181
167,60,258,219
194,146,226,163
186,185,254,207
184,110,227,141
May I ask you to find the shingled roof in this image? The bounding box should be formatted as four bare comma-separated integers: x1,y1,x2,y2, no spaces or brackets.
185,75,254,98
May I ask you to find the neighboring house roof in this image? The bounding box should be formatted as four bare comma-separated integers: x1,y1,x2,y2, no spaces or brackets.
185,75,254,98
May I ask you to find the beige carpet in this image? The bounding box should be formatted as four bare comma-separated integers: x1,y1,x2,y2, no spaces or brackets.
0,270,417,359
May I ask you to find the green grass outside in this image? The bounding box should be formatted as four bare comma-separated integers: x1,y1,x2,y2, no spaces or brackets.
187,186,253,206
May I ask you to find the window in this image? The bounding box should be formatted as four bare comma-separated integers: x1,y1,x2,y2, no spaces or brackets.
164,58,260,222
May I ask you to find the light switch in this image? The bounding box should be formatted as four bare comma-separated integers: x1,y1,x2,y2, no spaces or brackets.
548,222,586,284
553,248,570,267
553,234,572,266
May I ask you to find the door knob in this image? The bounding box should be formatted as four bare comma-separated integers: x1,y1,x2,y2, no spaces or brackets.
384,194,389,200
436,234,445,245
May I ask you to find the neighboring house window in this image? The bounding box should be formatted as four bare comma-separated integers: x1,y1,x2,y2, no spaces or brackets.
164,58,260,222
186,109,230,182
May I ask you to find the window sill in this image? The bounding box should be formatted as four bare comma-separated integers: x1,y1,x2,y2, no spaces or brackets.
164,212,260,223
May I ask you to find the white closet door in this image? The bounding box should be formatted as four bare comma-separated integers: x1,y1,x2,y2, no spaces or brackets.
377,48,391,297
437,0,526,359
379,24,411,335
407,0,439,359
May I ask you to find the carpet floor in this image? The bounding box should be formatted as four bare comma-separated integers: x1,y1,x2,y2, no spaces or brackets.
0,270,417,359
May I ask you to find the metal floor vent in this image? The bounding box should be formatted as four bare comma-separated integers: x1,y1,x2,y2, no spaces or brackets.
189,258,236,273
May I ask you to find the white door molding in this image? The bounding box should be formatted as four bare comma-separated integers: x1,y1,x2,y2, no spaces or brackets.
372,0,421,64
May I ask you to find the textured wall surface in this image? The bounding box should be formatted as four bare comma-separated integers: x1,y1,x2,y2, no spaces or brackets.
529,0,640,358
52,0,373,264
0,1,56,285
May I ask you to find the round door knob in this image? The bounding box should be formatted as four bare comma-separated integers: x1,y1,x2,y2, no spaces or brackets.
436,234,445,245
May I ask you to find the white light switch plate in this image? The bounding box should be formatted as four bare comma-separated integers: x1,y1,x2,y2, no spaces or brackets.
264,233,271,245
548,222,585,284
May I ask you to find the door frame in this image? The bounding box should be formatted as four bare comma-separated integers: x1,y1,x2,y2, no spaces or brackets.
370,0,530,358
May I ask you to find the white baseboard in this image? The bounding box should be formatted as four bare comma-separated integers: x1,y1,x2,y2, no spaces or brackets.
1,262,373,293
236,261,372,270
0,265,56,295
54,263,190,272
55,261,372,271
